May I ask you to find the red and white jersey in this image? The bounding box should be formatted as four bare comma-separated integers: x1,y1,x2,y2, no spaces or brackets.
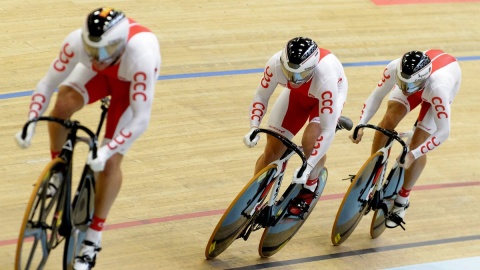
249,48,348,167
359,49,461,158
27,18,161,157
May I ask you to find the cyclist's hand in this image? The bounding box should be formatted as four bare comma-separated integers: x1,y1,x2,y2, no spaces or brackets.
15,123,36,149
243,127,260,148
349,128,364,144
292,166,313,185
398,152,415,169
87,147,109,172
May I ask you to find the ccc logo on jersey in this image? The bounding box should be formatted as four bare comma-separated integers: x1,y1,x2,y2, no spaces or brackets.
53,43,75,72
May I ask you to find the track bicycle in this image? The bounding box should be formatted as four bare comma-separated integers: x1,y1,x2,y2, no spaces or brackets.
331,123,415,246
205,116,353,259
15,98,109,270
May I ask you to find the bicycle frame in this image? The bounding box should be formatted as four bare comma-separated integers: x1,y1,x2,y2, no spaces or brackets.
353,124,414,213
239,129,308,237
17,98,109,270
261,148,297,220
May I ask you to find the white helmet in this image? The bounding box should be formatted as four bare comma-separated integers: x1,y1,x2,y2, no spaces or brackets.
396,51,432,93
81,7,129,63
280,37,320,85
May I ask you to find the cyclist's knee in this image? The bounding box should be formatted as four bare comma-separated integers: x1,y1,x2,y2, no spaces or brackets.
102,154,124,174
301,122,321,148
262,141,284,164
262,149,281,164
51,86,84,118
381,103,406,129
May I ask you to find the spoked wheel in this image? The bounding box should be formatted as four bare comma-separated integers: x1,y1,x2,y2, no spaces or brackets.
259,168,328,258
331,152,384,246
15,158,66,270
370,166,404,239
63,168,96,269
205,165,277,259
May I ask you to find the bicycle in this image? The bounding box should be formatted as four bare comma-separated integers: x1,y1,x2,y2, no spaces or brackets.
15,98,109,270
331,123,415,246
205,116,353,259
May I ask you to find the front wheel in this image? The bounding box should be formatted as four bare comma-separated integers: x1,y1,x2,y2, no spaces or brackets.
258,168,328,258
331,152,384,246
15,158,66,270
205,165,277,259
63,167,96,269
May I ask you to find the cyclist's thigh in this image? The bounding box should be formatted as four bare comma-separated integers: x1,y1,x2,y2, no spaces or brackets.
388,87,422,113
53,86,85,117
267,88,317,139
263,135,288,162
301,121,321,158
60,64,110,105
103,78,132,155
410,126,433,149
414,105,437,148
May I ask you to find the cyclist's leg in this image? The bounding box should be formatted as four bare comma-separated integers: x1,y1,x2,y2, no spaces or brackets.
371,101,406,154
48,86,85,154
301,120,325,181
301,121,320,160
94,154,124,218
75,78,132,268
387,102,433,228
254,87,313,174
254,135,287,174
300,121,326,188
403,102,434,190
393,107,432,202
403,128,430,189
371,88,423,154
288,119,325,215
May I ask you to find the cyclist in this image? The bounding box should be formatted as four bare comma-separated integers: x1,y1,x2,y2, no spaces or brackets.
243,37,348,215
350,50,461,228
14,7,161,270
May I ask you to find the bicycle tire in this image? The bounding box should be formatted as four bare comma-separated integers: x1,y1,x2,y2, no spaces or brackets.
258,167,328,258
370,166,404,239
205,164,277,259
63,167,96,270
15,158,66,270
331,152,384,246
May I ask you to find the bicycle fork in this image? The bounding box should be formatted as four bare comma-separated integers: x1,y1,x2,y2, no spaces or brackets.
360,159,388,215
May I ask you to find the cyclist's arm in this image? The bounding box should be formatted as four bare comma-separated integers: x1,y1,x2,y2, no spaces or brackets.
28,30,82,119
306,79,342,167
248,56,280,128
411,87,451,159
103,41,161,158
358,60,398,125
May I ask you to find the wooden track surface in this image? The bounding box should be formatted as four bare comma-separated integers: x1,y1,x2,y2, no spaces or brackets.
1,1,480,269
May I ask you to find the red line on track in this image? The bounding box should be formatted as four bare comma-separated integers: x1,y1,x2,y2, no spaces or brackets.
2,181,479,247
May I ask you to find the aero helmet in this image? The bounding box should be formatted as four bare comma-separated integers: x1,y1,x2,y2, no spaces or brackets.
82,7,129,63
396,51,432,93
280,37,320,85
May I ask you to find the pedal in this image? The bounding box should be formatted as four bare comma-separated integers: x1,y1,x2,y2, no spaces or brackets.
287,200,309,220
342,174,355,182
385,214,406,230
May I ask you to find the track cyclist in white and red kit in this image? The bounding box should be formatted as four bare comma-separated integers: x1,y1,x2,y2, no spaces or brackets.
350,50,461,229
14,7,161,270
243,37,348,215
